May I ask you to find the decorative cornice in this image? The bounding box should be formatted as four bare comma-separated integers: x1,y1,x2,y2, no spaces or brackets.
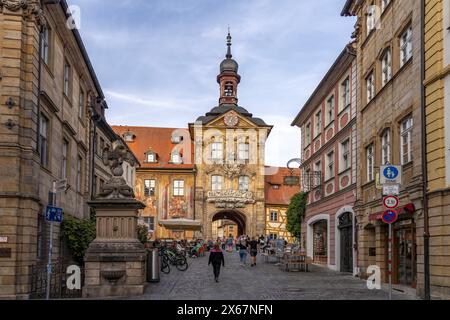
0,0,46,27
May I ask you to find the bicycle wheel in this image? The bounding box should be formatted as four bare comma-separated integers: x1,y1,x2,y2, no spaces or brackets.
161,256,170,274
175,257,188,271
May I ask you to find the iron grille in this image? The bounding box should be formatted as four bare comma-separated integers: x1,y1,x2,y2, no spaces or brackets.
29,259,84,299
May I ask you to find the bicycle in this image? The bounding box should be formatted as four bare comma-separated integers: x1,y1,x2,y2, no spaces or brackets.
159,249,171,274
161,247,189,271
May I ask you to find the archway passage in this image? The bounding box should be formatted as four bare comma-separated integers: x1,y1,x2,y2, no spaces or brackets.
212,210,246,237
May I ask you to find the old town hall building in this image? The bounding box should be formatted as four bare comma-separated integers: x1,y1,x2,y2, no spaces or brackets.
114,34,296,241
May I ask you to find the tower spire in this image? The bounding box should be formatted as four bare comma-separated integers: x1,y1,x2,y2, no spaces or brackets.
226,28,232,59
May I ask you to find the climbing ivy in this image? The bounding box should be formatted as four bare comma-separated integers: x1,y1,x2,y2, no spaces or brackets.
286,192,308,240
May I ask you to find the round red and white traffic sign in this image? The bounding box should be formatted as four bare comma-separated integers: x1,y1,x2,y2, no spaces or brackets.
383,196,399,209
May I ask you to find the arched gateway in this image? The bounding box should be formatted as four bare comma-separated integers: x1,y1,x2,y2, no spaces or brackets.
212,210,246,236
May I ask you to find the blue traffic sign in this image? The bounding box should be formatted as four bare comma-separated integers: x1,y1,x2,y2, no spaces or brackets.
383,166,399,180
45,206,63,223
382,209,398,224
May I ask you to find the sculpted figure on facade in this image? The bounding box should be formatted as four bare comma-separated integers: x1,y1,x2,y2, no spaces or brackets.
98,142,136,199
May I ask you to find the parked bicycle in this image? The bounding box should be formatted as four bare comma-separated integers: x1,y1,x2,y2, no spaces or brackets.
159,247,188,272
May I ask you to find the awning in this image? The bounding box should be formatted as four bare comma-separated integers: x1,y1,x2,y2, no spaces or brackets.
369,203,416,222
158,219,202,231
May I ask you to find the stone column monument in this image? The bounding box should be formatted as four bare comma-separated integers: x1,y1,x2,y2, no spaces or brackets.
83,142,146,298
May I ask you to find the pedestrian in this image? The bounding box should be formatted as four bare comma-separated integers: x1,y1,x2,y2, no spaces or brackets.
208,243,225,283
249,237,259,267
237,238,248,266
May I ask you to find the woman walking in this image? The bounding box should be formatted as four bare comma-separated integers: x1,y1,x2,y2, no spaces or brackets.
208,243,225,282
249,237,259,267
237,238,248,266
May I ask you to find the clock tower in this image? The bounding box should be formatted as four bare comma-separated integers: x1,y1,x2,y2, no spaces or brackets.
188,32,273,240
218,32,241,105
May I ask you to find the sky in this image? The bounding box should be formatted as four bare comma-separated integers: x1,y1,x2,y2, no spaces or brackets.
68,0,356,167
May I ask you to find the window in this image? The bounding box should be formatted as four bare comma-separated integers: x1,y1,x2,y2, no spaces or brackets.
99,137,105,157
238,176,250,191
63,61,71,96
326,96,335,125
400,25,413,67
171,151,182,164
381,0,391,12
381,130,391,165
366,71,375,103
211,175,223,191
211,142,223,160
36,214,47,260
144,217,155,232
326,151,335,180
123,131,134,142
270,211,278,222
340,77,350,111
144,179,156,197
62,139,69,180
305,123,311,145
146,152,157,163
366,5,376,35
401,116,413,164
172,135,183,144
173,180,184,196
366,144,375,182
76,156,82,192
340,139,350,171
39,114,49,167
315,110,322,136
381,49,392,86
224,81,234,96
79,88,85,119
238,143,250,161
93,175,97,195
41,25,50,64
315,161,322,173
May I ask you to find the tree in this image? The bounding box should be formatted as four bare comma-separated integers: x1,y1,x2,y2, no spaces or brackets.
286,192,308,240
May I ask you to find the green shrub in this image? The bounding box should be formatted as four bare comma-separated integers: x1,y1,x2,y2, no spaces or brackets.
61,215,96,264
286,192,308,240
137,224,149,245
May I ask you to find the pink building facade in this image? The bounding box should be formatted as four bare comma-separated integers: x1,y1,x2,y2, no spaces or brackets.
292,44,358,273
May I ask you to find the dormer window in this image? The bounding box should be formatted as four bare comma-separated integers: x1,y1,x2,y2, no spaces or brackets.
145,151,157,163
224,81,234,96
171,151,183,164
172,135,183,144
123,131,135,142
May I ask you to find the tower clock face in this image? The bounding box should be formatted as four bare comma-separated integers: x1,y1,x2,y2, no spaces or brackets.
224,114,239,127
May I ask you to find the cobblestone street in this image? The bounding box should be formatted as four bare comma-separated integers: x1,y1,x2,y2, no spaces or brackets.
130,251,419,300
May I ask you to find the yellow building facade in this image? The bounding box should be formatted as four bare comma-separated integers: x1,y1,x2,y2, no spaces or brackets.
423,0,450,299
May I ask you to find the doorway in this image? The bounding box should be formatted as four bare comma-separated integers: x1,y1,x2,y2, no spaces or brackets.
338,212,353,273
393,223,416,288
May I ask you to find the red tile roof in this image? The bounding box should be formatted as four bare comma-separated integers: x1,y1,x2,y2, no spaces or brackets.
111,126,195,170
265,167,301,206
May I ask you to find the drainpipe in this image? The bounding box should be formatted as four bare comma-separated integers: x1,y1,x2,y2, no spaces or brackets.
193,165,197,221
89,104,100,200
36,0,44,154
420,0,431,300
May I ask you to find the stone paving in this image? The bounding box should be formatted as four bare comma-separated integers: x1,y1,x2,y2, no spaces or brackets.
131,251,419,300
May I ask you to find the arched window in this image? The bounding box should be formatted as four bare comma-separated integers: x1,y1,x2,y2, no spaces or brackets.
224,81,234,96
